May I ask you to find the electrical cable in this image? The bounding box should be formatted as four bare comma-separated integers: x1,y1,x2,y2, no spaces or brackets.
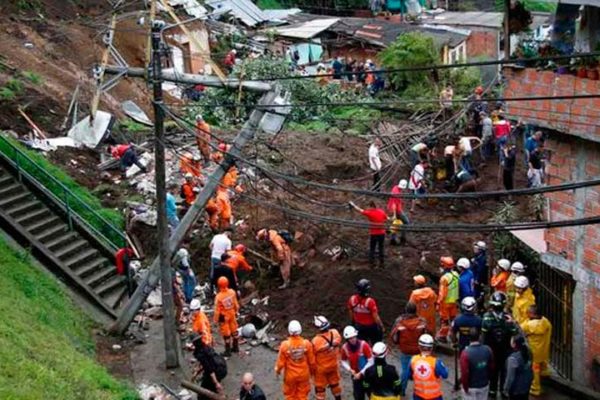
160,103,600,200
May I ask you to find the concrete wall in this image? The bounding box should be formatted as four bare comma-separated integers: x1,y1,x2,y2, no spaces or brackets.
540,133,600,387
503,67,600,142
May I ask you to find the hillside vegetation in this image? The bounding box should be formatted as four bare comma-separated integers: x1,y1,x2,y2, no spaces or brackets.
0,238,137,400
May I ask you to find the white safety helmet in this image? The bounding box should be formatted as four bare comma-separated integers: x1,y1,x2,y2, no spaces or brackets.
474,241,486,250
314,315,330,331
192,153,202,161
514,276,530,289
457,257,471,269
195,114,203,121
241,323,257,339
418,333,435,348
497,259,511,271
372,342,388,358
288,320,302,336
177,248,189,259
461,296,477,313
185,172,194,179
511,262,525,273
190,298,201,311
398,179,408,189
343,325,358,340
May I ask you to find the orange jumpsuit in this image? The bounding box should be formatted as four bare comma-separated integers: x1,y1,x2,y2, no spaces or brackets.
191,310,213,346
221,167,238,189
267,229,292,284
179,153,202,177
224,249,253,283
216,188,232,229
409,286,437,334
276,335,316,400
196,121,211,163
490,270,510,293
206,197,219,231
311,329,342,400
181,182,196,206
214,287,239,338
436,270,459,339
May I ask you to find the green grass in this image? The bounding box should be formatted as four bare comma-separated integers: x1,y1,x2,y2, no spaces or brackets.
21,70,43,86
0,136,125,248
257,0,283,9
0,238,138,399
0,87,16,101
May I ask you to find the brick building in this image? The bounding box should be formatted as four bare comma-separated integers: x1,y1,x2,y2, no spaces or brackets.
503,66,600,388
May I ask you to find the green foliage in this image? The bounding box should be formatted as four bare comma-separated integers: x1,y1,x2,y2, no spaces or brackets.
186,58,374,131
0,87,16,101
118,119,151,133
379,32,438,90
21,70,43,85
0,238,138,399
489,202,522,260
0,136,124,247
495,0,556,12
16,0,42,11
256,0,283,9
6,78,25,95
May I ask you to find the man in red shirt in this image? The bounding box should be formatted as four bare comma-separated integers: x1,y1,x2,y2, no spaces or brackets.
115,247,137,296
347,278,385,345
108,143,147,178
350,201,388,268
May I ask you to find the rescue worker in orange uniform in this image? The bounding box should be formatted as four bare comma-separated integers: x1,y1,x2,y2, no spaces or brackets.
275,320,316,400
221,166,239,189
436,256,460,342
179,151,202,177
213,276,239,356
402,334,449,399
206,196,219,232
212,142,231,164
224,244,253,285
195,114,211,164
190,298,213,346
409,274,437,334
311,316,342,400
216,188,232,230
490,259,511,293
256,228,293,289
181,173,199,210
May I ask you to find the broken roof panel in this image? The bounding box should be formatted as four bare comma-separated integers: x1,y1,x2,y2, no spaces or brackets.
206,0,267,27
272,18,340,39
262,8,302,22
426,11,504,29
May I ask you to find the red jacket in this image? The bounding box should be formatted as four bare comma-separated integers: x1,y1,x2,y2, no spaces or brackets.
115,247,135,275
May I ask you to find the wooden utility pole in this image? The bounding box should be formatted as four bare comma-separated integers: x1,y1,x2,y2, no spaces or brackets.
151,20,179,368
504,0,511,60
109,90,276,334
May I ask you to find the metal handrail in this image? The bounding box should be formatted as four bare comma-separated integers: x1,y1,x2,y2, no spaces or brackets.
0,136,125,250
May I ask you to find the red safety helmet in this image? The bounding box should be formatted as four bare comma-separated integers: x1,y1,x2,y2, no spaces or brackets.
234,244,247,253
217,276,229,289
440,256,455,269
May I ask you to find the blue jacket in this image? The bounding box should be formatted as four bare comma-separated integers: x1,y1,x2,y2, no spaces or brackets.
459,269,475,300
471,251,488,286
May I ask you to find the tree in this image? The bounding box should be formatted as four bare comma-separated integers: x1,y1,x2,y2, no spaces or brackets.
379,32,439,90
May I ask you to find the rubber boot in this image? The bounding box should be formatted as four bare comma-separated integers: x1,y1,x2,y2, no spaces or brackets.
222,342,231,357
334,396,342,400
232,337,239,353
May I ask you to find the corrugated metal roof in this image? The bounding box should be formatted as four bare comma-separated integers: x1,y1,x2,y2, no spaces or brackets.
272,18,340,39
205,0,267,27
262,8,302,22
426,11,505,29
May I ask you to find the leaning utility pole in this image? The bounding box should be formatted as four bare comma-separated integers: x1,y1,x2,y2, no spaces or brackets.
151,20,179,368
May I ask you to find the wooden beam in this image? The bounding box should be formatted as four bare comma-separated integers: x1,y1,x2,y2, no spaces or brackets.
90,14,117,121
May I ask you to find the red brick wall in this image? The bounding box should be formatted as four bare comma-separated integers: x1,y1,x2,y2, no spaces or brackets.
466,30,498,59
503,68,600,139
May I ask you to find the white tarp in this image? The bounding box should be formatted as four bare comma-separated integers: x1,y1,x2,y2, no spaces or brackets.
122,101,153,126
272,18,339,39
67,111,113,149
161,0,207,18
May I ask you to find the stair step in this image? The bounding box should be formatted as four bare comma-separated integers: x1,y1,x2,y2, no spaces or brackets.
45,231,79,250
95,274,126,297
25,215,61,235
74,257,108,279
6,199,44,218
64,248,99,268
103,285,127,309
15,208,52,225
85,264,116,288
0,173,14,186
0,182,23,197
0,192,31,208
35,224,69,243
54,239,90,260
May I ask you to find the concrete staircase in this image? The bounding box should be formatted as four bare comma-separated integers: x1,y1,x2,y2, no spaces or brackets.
0,164,127,317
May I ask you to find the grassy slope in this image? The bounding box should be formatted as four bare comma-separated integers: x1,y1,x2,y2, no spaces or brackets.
0,238,137,400
257,0,283,9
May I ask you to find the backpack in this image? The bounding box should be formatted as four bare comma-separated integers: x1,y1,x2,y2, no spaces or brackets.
206,347,228,380
278,230,294,244
180,184,187,199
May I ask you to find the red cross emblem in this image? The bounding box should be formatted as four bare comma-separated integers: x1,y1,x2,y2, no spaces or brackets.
414,360,433,379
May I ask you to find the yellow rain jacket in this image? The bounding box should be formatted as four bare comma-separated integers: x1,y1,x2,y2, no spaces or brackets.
521,316,552,363
512,288,536,326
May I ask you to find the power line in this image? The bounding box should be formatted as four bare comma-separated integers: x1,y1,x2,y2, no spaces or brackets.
161,104,600,200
